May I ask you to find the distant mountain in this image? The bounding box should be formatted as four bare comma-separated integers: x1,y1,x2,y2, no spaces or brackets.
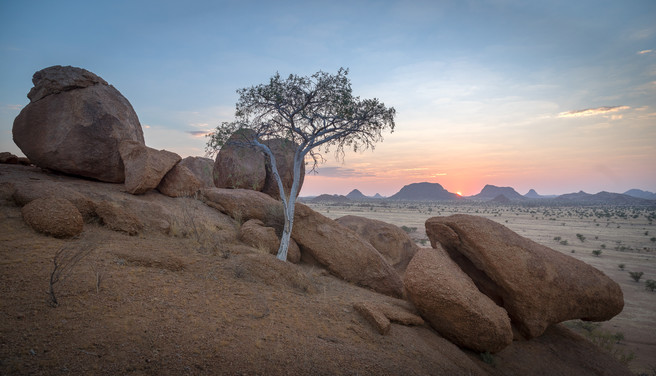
389,182,459,201
554,191,653,205
472,185,524,201
346,189,368,200
373,193,384,199
624,189,656,200
311,194,351,203
524,189,558,199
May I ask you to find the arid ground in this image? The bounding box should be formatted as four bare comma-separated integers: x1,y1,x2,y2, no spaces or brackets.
0,163,651,375
307,201,656,374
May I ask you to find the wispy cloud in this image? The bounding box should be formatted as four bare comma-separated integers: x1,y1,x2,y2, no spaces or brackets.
638,49,653,55
558,105,630,118
187,130,212,138
315,166,376,178
5,104,22,110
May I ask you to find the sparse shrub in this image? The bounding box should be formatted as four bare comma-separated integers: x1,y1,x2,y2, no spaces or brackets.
576,233,586,242
646,279,656,292
565,320,635,366
571,250,576,253
618,264,625,271
601,244,606,249
400,225,417,234
592,250,602,257
651,237,656,243
629,271,644,282
553,236,561,241
48,237,96,307
560,240,568,245
480,351,495,366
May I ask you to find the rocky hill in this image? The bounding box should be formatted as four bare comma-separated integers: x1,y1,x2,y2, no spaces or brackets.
555,191,653,206
310,193,351,203
389,182,459,201
524,188,557,199
346,189,369,200
624,189,656,200
471,185,525,201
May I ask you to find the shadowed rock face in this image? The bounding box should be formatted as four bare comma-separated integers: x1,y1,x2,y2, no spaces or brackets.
336,215,418,274
404,247,513,353
292,203,405,298
12,66,144,183
425,214,624,339
213,129,266,191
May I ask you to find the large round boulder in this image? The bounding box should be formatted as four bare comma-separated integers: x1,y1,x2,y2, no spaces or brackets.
425,214,624,339
262,138,305,199
21,197,83,238
12,65,145,183
404,247,513,353
213,129,266,190
335,215,418,274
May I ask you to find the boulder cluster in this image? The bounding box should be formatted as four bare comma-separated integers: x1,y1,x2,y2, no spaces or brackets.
5,65,625,355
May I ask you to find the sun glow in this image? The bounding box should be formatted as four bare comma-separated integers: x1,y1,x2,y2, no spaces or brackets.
456,191,463,196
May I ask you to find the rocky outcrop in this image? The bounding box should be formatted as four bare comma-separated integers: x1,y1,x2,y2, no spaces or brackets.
12,65,145,182
336,215,418,274
261,138,305,199
94,201,143,236
200,188,284,229
119,141,181,195
292,203,404,298
12,180,96,220
21,197,83,238
239,219,280,255
404,247,513,353
178,156,214,187
213,129,266,190
354,301,424,335
0,152,19,164
425,214,624,339
157,164,202,198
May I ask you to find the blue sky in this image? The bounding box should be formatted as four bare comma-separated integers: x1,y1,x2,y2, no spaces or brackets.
1,0,655,196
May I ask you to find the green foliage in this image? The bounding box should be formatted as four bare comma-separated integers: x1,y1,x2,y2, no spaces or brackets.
560,240,568,245
400,225,417,234
576,233,586,242
591,249,602,257
618,263,625,270
553,236,561,241
629,271,644,282
646,279,656,292
480,351,495,367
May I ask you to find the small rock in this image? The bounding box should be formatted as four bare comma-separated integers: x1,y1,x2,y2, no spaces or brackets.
21,197,83,238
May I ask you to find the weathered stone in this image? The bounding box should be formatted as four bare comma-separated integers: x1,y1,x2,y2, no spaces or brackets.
239,219,280,254
119,141,181,195
0,152,19,164
336,215,419,274
179,156,214,187
286,238,302,264
95,200,143,235
200,187,284,230
213,129,266,190
157,164,202,198
425,214,624,339
404,247,513,353
354,301,425,335
354,302,391,335
12,180,96,220
292,203,404,298
262,138,305,199
21,197,83,238
12,65,144,182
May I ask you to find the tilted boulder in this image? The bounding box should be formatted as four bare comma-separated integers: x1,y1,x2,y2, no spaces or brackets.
0,152,19,164
213,129,266,190
336,215,418,274
21,197,83,238
404,247,513,353
425,214,624,339
12,65,144,182
261,138,305,199
238,219,302,263
119,140,181,195
157,164,202,198
200,188,284,230
178,156,214,187
292,203,405,298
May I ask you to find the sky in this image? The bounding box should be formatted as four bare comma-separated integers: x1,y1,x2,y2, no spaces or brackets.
1,0,655,197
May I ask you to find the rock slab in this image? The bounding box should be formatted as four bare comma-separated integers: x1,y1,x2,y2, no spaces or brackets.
12,65,145,182
425,214,624,339
119,141,181,195
404,247,513,353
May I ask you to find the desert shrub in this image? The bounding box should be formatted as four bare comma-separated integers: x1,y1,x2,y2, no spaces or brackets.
592,250,602,257
400,225,417,234
646,279,656,292
480,351,495,367
576,233,586,242
618,264,625,270
560,240,568,245
629,271,644,282
553,236,561,241
565,320,635,366
48,236,96,307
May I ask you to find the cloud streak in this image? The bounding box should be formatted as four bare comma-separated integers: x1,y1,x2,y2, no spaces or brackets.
558,105,630,118
187,130,212,137
315,166,376,178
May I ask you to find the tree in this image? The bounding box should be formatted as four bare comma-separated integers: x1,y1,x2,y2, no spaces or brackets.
207,68,396,261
